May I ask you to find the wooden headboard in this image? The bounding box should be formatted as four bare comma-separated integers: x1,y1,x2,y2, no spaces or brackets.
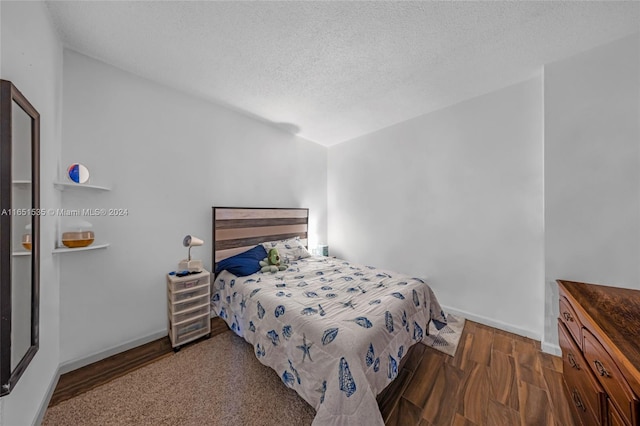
212,207,309,268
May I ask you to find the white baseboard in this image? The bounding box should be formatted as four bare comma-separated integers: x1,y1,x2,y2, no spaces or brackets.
542,341,561,356
33,366,61,426
58,330,168,375
442,304,543,342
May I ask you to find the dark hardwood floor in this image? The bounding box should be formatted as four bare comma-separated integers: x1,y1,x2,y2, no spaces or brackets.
378,321,575,426
49,317,574,426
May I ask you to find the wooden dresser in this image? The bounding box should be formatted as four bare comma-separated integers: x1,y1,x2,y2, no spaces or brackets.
558,280,640,425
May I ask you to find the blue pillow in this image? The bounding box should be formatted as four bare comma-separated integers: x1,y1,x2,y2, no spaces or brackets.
215,245,267,276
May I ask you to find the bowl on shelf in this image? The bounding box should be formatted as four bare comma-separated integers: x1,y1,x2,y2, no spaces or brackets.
22,234,32,251
61,231,95,248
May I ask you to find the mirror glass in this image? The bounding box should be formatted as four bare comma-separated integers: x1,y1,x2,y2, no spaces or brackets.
1,79,39,397
11,102,32,371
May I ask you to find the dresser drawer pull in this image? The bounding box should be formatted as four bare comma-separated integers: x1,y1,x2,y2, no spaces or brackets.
567,352,580,370
572,389,586,412
593,359,610,377
562,311,574,322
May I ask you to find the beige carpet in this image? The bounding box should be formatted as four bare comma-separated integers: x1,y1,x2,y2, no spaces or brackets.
43,316,464,426
44,332,316,426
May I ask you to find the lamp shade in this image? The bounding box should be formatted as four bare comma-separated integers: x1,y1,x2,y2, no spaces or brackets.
183,235,203,247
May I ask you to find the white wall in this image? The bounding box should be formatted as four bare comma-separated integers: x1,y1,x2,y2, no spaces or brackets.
0,1,63,425
543,34,640,351
59,50,328,365
328,77,545,339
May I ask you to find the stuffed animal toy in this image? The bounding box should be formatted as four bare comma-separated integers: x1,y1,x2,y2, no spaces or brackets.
260,248,287,273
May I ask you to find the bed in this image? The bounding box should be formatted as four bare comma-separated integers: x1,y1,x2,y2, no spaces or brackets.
210,207,447,425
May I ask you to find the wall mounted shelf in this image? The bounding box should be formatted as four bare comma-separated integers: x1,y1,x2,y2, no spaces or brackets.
53,177,111,252
12,180,31,185
52,243,109,254
12,251,31,256
53,182,111,191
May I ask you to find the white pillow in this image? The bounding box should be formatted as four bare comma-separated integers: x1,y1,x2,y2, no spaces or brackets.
262,237,311,262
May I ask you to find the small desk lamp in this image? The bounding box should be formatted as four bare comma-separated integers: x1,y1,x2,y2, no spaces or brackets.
179,235,204,272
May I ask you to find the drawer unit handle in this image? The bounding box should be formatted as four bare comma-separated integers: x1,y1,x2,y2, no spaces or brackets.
183,279,199,288
572,389,586,412
593,360,610,377
567,353,580,370
562,311,574,322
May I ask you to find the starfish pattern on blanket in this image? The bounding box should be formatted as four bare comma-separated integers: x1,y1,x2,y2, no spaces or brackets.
297,334,313,362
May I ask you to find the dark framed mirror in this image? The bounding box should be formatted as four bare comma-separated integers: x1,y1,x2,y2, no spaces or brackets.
0,79,40,397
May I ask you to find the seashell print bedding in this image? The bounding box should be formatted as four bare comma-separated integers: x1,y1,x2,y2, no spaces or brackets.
211,256,447,426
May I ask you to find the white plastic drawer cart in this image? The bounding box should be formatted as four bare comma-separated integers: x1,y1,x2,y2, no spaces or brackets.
167,270,211,351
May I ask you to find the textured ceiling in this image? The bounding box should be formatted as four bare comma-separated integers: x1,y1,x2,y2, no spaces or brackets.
45,1,640,146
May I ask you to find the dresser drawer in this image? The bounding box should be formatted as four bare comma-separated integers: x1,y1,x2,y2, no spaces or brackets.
170,303,209,324
608,400,627,426
169,314,210,346
168,283,209,303
169,274,209,292
559,321,606,424
582,328,639,425
169,293,210,314
560,296,584,349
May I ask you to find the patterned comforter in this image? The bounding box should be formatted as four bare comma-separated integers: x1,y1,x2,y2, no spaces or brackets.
210,256,447,425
